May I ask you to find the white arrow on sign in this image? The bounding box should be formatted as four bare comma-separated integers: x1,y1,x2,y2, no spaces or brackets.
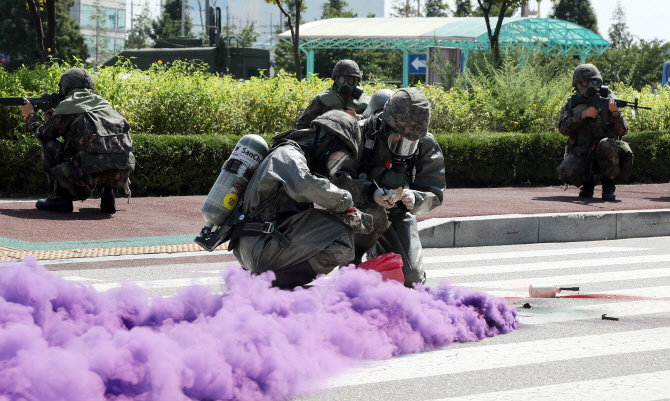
411,57,426,70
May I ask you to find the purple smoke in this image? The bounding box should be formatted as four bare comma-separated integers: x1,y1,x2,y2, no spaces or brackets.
0,256,518,400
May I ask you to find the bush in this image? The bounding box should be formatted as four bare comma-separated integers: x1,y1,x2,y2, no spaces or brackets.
3,59,670,141
3,131,670,197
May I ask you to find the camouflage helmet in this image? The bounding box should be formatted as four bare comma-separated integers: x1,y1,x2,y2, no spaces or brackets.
311,110,361,159
332,59,361,79
363,89,395,118
59,67,95,95
381,88,431,141
572,64,602,87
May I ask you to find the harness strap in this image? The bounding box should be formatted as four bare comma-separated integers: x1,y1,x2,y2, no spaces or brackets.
230,189,293,249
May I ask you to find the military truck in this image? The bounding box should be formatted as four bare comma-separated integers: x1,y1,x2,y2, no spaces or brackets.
104,7,271,80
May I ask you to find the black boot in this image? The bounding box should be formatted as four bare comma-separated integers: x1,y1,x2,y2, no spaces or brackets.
35,188,73,212
578,179,595,198
602,178,616,201
272,261,317,290
100,187,116,214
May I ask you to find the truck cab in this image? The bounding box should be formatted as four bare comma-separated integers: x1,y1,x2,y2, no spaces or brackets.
663,61,670,86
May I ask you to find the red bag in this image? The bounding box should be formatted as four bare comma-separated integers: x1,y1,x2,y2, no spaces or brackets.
358,253,405,284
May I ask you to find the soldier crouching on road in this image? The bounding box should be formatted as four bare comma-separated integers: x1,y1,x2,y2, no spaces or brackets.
557,64,632,201
21,68,135,214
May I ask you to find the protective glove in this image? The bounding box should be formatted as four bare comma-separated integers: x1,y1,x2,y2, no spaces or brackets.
401,189,415,210
334,208,374,234
373,187,403,209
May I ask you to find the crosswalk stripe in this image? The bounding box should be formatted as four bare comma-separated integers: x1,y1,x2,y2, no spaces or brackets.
458,267,670,290
486,285,670,299
428,253,670,278
517,299,670,325
326,327,670,388
432,370,670,401
91,276,225,292
424,247,649,264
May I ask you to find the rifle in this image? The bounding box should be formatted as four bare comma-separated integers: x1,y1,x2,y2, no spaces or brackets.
571,85,651,126
0,93,63,111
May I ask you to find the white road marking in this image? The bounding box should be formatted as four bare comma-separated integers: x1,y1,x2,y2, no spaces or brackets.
432,370,670,401
517,299,670,325
424,247,649,264
428,253,670,278
60,276,104,282
326,327,670,388
486,285,670,299
459,267,670,290
90,276,225,292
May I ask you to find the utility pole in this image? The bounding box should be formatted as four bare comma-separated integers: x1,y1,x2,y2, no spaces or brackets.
181,0,185,36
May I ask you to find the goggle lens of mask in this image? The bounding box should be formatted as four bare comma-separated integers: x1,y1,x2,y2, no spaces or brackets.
336,76,357,85
580,79,601,87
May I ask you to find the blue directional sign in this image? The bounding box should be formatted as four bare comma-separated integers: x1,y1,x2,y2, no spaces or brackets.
408,54,427,74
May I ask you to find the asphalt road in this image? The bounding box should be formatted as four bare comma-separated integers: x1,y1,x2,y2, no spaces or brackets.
46,236,670,400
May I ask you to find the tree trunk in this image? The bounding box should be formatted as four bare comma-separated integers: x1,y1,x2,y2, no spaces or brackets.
477,0,509,68
45,0,58,60
26,0,48,62
294,0,302,80
275,0,302,80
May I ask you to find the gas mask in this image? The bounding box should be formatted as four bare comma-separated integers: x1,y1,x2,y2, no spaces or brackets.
576,78,602,98
385,125,419,160
335,75,364,100
308,130,352,178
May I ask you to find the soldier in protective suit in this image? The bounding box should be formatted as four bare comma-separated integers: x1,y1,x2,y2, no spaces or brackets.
557,64,631,201
295,59,371,129
229,110,373,290
21,67,135,213
331,88,446,287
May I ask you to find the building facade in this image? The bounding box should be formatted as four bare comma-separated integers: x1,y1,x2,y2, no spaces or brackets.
71,0,127,62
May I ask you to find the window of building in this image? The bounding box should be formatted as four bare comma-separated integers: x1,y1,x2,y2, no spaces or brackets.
81,5,126,31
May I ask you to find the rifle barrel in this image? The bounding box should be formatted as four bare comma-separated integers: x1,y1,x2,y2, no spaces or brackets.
0,97,28,106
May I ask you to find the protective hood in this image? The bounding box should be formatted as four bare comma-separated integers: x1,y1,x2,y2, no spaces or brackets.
52,88,114,116
309,110,361,159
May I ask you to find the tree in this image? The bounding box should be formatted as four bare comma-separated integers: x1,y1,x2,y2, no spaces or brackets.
391,0,415,17
322,0,356,18
271,0,306,79
548,0,598,33
89,0,113,64
474,1,558,67
608,1,633,50
150,0,194,46
453,0,473,17
424,0,451,17
126,3,154,49
0,0,88,70
267,0,304,80
239,22,259,48
595,39,670,90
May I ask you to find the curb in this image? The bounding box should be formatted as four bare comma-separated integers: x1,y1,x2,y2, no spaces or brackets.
418,209,670,248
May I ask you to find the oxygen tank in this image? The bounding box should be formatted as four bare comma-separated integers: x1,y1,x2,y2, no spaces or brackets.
200,134,269,232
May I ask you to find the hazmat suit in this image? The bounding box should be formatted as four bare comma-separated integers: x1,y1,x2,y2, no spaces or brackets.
230,110,372,289
295,60,371,129
331,88,446,287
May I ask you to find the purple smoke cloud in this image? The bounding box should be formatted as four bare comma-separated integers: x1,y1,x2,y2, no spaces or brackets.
0,256,518,400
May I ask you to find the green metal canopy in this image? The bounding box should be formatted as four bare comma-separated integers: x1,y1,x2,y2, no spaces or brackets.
278,17,610,86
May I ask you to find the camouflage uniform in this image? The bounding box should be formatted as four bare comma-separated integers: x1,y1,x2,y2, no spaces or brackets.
557,64,632,188
295,60,371,129
331,88,446,287
26,69,134,201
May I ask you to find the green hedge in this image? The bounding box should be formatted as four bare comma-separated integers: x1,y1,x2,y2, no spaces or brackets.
3,131,670,197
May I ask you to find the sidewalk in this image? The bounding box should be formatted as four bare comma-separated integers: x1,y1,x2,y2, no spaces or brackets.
2,183,670,263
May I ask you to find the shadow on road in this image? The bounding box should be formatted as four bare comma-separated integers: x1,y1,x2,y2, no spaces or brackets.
644,197,670,203
0,208,113,221
531,196,621,205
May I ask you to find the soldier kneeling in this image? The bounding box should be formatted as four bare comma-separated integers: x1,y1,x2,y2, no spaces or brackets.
21,68,135,214
557,64,633,201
